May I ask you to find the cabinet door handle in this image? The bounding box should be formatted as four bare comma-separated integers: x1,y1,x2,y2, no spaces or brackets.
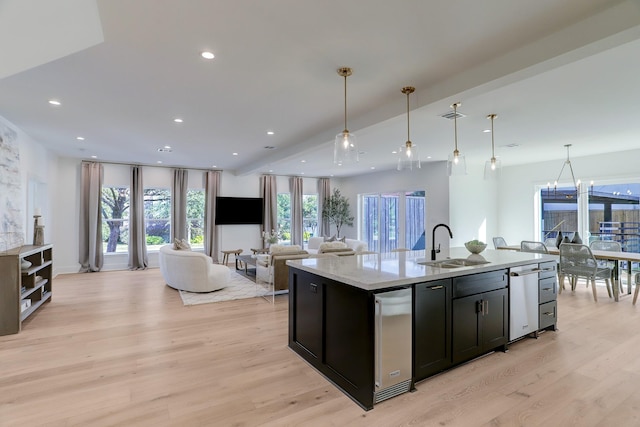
483,300,489,315
543,311,554,316
542,287,552,291
430,285,444,290
476,301,483,314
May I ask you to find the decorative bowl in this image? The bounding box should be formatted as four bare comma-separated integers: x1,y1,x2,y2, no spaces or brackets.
464,240,487,254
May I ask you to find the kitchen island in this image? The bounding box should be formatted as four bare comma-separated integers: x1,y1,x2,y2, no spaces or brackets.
287,248,558,410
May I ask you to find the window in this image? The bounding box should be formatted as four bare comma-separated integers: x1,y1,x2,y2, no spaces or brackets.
277,193,290,244
102,186,130,253
303,194,318,242
144,188,171,250
360,191,426,253
540,185,577,242
187,189,205,249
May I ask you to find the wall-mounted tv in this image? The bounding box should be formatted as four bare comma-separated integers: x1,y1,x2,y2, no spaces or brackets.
215,197,263,225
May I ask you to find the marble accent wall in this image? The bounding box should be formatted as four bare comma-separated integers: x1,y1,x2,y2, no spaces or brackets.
0,121,23,250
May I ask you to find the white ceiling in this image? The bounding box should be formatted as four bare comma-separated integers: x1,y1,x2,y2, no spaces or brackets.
1,0,640,178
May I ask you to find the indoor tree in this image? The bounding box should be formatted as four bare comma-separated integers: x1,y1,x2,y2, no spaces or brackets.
322,189,354,238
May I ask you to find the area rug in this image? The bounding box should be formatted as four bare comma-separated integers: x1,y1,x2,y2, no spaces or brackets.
179,269,268,306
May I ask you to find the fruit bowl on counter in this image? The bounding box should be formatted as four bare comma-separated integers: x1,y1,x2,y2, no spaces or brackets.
464,240,487,254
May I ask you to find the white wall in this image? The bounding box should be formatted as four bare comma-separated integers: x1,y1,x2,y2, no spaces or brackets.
449,162,499,247
337,162,450,250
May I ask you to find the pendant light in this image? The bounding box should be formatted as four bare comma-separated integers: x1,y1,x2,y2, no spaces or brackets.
551,144,580,196
397,86,420,171
447,102,466,176
483,113,502,179
334,67,359,165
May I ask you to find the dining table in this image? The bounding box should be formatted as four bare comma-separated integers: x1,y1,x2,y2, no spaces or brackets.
498,244,640,301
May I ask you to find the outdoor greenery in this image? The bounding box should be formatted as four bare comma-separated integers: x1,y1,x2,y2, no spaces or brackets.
322,189,353,238
101,187,205,253
276,193,318,243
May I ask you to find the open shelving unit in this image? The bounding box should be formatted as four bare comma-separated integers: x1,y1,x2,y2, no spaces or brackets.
0,244,53,335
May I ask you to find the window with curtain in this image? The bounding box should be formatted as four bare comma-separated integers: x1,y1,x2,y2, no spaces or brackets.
277,193,290,244
144,188,171,250
101,186,130,253
302,194,318,243
360,190,426,253
187,189,205,249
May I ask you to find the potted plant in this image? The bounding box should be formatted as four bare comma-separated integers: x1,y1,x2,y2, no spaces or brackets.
322,189,354,238
262,229,279,247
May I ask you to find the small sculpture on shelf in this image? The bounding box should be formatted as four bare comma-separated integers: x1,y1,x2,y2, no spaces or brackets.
33,208,45,246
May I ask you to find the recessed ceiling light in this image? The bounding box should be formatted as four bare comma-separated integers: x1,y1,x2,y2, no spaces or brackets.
370,166,375,170
301,160,306,163
157,160,163,164
212,165,217,168
391,150,397,154
269,169,273,173
483,129,491,133
427,156,432,159
267,131,274,135
76,136,85,141
90,155,97,159
174,118,183,123
201,51,215,60
232,152,238,156
158,146,172,153
301,172,305,175
48,100,61,106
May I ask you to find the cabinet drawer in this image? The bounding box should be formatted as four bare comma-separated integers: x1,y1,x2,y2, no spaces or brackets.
539,277,557,304
453,269,507,298
539,301,557,330
539,261,557,279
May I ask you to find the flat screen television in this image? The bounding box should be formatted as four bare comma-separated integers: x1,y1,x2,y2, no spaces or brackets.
215,197,263,225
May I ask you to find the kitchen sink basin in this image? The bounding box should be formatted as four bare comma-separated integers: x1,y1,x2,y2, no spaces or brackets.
419,258,490,268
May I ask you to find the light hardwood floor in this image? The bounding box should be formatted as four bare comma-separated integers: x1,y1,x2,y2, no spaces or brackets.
1,269,640,426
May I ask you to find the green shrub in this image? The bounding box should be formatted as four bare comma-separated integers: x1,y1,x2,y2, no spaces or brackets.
191,235,204,244
146,235,164,245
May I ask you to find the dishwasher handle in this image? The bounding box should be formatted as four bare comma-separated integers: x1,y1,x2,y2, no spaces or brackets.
510,268,542,277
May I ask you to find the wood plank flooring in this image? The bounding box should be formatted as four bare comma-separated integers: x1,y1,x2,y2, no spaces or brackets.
1,269,640,426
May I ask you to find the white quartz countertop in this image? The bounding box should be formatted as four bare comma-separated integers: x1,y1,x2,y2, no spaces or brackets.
287,248,557,291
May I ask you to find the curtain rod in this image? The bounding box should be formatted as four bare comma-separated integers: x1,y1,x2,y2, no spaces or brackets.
81,159,222,173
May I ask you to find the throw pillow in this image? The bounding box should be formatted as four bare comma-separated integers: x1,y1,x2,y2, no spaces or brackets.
270,244,302,254
318,241,348,253
173,238,191,250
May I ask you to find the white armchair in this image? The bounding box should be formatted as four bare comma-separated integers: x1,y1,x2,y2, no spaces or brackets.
159,245,229,292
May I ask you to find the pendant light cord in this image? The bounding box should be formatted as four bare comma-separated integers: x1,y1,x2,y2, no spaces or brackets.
453,103,459,151
343,74,348,132
406,90,410,142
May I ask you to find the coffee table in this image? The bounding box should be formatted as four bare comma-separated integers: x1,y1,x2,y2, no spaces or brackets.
236,254,257,277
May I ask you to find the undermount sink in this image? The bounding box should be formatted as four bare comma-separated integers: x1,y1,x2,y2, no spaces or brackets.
419,258,490,268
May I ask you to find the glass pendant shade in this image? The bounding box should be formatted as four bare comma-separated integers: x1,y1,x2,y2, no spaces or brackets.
447,151,467,175
484,157,502,179
397,86,420,171
397,141,420,170
334,67,358,165
334,130,359,165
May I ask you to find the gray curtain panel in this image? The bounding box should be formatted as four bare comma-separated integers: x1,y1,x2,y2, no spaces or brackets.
260,175,277,241
204,170,221,261
128,165,148,270
171,168,188,241
317,178,331,237
79,161,104,272
290,176,303,247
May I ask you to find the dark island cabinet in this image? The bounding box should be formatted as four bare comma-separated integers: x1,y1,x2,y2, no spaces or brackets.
289,269,375,410
452,270,509,365
414,279,452,381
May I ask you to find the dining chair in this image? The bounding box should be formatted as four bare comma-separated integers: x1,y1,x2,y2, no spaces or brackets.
543,238,557,249
493,236,508,249
590,240,624,293
520,240,549,254
558,243,613,302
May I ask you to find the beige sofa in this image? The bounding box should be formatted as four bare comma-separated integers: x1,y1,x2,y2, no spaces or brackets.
159,245,229,292
255,245,309,292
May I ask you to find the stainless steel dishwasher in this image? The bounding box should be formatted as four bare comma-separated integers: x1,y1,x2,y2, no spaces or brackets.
509,264,540,341
374,287,412,404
